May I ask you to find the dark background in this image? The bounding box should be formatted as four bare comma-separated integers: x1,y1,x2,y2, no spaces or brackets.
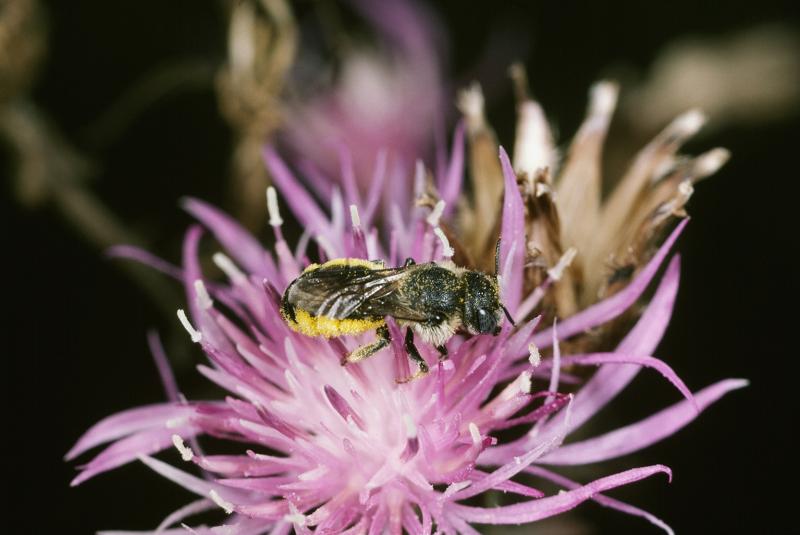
6,0,800,533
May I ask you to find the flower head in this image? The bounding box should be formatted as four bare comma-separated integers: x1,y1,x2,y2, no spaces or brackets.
68,124,744,532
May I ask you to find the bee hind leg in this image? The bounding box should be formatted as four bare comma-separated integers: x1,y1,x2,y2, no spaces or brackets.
344,325,391,365
396,327,429,383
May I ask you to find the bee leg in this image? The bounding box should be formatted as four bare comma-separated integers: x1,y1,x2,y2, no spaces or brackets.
436,344,448,361
397,327,429,383
403,257,416,267
344,325,391,365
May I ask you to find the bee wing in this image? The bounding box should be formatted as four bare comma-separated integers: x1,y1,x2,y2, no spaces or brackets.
292,266,409,320
368,290,431,323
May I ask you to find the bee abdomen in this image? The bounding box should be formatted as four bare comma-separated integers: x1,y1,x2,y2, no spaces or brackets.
284,308,385,338
280,258,387,338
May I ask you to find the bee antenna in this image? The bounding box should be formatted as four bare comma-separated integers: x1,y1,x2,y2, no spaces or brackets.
494,238,502,276
501,304,516,326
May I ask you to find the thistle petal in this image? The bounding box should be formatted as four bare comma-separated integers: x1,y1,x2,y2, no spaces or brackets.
499,146,526,311
66,403,196,461
526,465,674,535
539,379,748,465
532,221,686,346
448,465,672,524
182,198,271,278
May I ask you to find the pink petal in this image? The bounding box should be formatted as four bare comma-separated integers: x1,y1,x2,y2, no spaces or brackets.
368,503,389,535
182,198,273,279
235,500,290,520
196,453,300,477
336,144,362,208
546,352,697,409
66,403,195,460
447,514,482,535
439,121,465,213
71,424,199,486
469,470,544,498
616,255,683,356
454,398,572,501
402,503,424,535
155,498,216,532
297,159,334,203
526,465,674,535
498,146,526,311
361,150,388,228
491,393,572,431
139,455,248,503
531,220,687,347
449,464,671,524
324,385,367,430
262,146,330,233
147,330,180,402
539,378,748,465
544,254,682,436
182,226,236,354
106,244,183,280
217,476,293,492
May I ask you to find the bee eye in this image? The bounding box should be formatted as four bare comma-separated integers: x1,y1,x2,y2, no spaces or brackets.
474,308,496,333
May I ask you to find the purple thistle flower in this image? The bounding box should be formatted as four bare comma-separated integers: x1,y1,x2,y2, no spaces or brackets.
68,133,744,533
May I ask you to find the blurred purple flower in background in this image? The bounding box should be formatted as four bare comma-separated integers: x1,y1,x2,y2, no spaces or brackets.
282,0,446,216
67,135,744,532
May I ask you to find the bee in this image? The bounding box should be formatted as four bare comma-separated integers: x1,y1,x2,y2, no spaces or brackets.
280,250,515,381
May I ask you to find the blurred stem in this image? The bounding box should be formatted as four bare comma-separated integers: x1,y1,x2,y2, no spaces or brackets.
312,0,352,59
218,0,297,229
81,59,216,150
1,98,182,324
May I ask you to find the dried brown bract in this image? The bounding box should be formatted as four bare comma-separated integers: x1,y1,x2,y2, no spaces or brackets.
456,66,728,348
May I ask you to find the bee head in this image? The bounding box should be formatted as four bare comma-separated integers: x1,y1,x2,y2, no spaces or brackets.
461,271,504,336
